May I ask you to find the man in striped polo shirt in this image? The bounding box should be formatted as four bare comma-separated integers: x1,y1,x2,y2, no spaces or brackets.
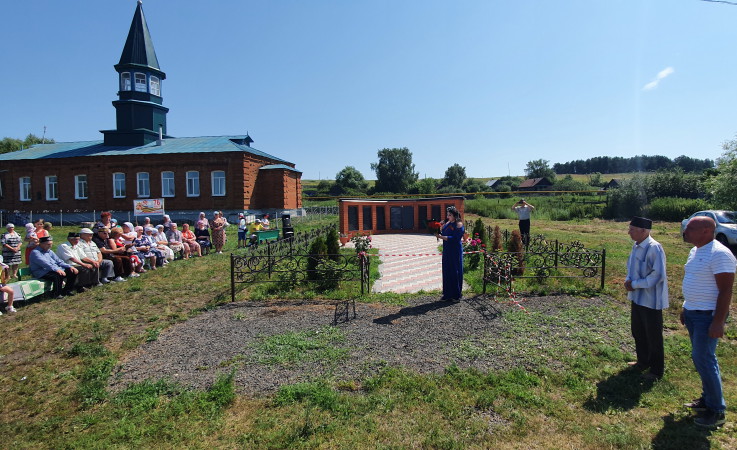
681,216,736,428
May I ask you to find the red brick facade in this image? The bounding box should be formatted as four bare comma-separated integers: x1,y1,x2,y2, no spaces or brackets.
0,152,302,212
339,197,465,236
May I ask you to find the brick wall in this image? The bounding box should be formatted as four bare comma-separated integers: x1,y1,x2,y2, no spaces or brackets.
338,197,465,236
0,152,302,212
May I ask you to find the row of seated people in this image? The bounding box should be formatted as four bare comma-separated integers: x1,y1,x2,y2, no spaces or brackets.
25,223,213,300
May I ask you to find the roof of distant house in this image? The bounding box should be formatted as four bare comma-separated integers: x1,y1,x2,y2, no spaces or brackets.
518,177,552,188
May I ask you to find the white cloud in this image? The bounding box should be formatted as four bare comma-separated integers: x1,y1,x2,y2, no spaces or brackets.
643,67,675,91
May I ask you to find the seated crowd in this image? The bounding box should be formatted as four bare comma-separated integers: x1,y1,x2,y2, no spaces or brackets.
0,211,272,311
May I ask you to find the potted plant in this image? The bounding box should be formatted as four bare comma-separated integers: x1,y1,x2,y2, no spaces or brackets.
339,233,350,246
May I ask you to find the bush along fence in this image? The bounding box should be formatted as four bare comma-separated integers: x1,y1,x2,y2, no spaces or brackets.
482,234,606,293
230,223,370,302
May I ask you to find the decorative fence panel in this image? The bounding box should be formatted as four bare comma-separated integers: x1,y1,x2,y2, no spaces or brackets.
482,236,606,293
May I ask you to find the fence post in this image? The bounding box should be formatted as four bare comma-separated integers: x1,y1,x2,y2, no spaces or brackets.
554,240,559,269
267,241,272,278
600,248,606,291
60,210,63,227
230,253,236,302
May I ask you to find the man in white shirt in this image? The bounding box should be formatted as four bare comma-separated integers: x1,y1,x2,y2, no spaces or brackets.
681,216,736,428
624,216,668,380
56,232,98,290
237,213,247,248
512,199,535,245
77,228,116,283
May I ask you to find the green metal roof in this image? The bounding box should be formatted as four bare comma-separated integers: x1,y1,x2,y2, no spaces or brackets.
260,164,302,173
117,1,161,72
0,136,294,165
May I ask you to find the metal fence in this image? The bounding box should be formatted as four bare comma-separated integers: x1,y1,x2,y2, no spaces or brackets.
482,235,606,293
0,208,309,228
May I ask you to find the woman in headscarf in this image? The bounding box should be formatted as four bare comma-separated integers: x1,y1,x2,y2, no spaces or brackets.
211,211,227,254
196,212,209,229
1,224,22,279
24,223,39,265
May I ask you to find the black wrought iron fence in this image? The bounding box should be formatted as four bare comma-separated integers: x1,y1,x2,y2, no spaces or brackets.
230,251,369,301
482,237,606,292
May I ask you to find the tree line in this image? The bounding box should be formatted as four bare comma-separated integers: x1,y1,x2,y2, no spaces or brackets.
0,134,54,154
552,155,713,174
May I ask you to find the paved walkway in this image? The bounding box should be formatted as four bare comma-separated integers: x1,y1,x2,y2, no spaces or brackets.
369,234,444,294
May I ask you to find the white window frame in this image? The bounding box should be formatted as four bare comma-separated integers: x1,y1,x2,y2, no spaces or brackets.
121,72,131,91
45,175,58,201
161,171,175,197
113,172,126,198
150,75,160,96
134,72,147,92
19,177,31,201
186,171,200,197
211,170,226,197
137,172,150,198
75,174,88,199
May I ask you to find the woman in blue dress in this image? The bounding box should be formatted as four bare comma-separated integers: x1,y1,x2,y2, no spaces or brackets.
437,206,464,300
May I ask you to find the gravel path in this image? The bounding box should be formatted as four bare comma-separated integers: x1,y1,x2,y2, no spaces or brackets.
110,294,627,396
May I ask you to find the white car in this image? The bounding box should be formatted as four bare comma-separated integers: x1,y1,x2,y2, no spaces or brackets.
681,210,737,247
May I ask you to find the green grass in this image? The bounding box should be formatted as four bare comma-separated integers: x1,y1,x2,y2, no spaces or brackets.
2,217,737,448
251,325,349,367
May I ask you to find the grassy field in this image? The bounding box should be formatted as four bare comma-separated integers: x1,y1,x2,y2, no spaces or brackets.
1,217,736,448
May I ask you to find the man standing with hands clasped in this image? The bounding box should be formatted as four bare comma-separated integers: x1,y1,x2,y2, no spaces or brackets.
681,216,736,428
624,216,668,381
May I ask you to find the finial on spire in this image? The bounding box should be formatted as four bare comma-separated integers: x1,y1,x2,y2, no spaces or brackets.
138,0,143,4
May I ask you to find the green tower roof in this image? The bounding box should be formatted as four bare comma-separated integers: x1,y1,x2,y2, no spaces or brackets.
117,0,161,72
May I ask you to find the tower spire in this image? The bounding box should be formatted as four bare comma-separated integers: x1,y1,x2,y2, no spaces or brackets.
102,1,169,146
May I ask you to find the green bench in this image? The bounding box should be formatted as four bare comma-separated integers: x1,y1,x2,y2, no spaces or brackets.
6,267,53,302
253,229,280,243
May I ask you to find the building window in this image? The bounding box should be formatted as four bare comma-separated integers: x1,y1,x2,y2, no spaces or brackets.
161,171,175,197
113,172,126,198
120,72,131,91
19,177,31,201
150,76,160,96
134,72,147,92
45,176,58,200
186,171,200,197
137,172,150,197
211,171,226,196
75,175,88,199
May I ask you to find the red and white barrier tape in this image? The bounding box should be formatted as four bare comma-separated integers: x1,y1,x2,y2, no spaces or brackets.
371,250,485,257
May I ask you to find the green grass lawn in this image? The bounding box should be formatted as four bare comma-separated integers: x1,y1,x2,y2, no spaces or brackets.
1,218,736,448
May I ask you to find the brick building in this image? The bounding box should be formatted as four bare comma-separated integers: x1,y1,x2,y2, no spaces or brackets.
339,196,465,236
0,2,301,214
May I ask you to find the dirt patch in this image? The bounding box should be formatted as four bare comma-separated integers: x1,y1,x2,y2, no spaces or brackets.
109,294,628,396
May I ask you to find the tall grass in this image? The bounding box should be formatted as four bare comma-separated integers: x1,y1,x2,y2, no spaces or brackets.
644,197,713,222
466,195,605,221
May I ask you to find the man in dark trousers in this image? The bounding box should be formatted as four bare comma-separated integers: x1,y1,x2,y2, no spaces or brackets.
624,216,668,381
29,236,79,299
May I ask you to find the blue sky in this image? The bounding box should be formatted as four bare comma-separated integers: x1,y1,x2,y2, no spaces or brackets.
2,0,736,180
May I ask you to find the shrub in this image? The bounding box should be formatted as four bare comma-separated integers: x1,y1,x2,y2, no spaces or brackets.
306,237,327,280
472,218,488,248
506,230,525,276
325,227,340,261
313,259,342,291
644,197,712,222
604,176,648,219
492,226,503,252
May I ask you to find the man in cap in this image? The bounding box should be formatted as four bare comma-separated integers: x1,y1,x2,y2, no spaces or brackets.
56,232,99,290
261,214,271,229
624,216,668,381
512,198,535,245
237,213,247,248
29,236,78,298
681,215,736,428
78,228,116,283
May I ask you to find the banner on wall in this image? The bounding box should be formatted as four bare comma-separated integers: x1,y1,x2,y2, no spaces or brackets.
133,198,165,216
